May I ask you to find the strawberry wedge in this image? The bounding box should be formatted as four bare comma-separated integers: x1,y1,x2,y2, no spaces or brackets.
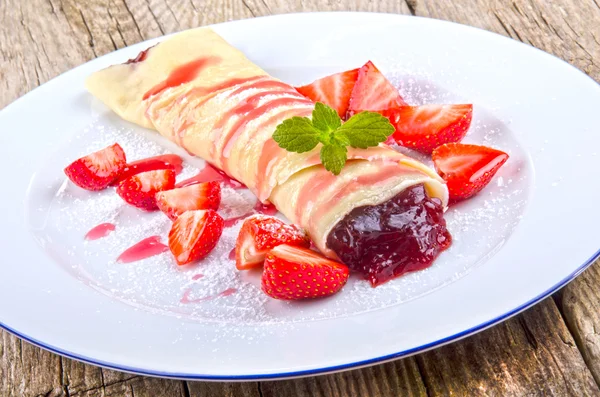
296,68,359,118
156,181,221,220
235,215,310,270
261,244,349,300
64,143,126,191
347,61,407,117
384,104,473,154
168,209,224,265
432,143,509,201
117,169,176,210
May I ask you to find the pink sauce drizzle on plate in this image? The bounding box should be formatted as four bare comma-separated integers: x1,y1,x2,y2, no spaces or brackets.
223,200,279,228
228,248,236,260
175,163,245,189
180,288,238,304
117,236,169,263
223,215,248,228
254,201,277,215
85,223,115,240
112,154,183,185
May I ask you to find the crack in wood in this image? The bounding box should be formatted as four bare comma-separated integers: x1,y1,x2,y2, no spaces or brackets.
493,11,513,37
405,0,417,15
414,356,432,397
164,1,180,26
241,0,258,17
143,0,165,35
46,0,57,16
188,0,199,13
518,316,539,350
122,0,144,39
78,9,97,56
182,381,191,397
260,0,272,14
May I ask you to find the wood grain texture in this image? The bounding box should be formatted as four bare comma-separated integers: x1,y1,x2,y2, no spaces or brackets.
1,0,600,396
559,259,600,385
259,359,427,397
418,299,599,396
411,0,600,80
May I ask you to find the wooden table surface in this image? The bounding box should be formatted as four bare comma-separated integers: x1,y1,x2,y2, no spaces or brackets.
1,0,600,395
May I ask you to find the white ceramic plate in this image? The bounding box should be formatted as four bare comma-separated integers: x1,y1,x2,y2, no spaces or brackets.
1,12,600,380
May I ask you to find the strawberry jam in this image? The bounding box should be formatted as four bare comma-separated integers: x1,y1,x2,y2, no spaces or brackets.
326,184,451,287
125,45,155,64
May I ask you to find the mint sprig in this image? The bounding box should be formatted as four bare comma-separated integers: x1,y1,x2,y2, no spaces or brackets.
272,102,395,175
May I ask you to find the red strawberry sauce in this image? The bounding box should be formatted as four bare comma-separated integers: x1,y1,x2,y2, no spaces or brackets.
228,248,236,260
112,154,183,185
223,201,278,228
125,45,154,64
143,56,221,100
85,223,116,240
254,201,277,215
180,287,238,304
326,184,451,287
117,236,169,263
175,163,245,189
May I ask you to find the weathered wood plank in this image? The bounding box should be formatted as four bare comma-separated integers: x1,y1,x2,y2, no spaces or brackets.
418,299,599,396
559,259,600,385
0,333,66,397
187,381,261,397
70,376,187,397
260,359,427,397
1,0,600,396
411,0,600,81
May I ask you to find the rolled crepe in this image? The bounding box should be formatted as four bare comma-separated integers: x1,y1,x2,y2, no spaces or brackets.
86,27,449,261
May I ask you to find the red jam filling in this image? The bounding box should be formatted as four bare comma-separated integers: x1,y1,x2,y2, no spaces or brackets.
326,184,451,287
125,45,155,64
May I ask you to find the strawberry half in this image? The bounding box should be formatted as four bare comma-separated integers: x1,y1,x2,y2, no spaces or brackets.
235,215,310,270
296,68,359,118
347,61,407,117
64,143,126,191
262,244,349,300
432,143,509,201
117,169,176,210
168,209,224,265
156,182,221,220
384,104,473,154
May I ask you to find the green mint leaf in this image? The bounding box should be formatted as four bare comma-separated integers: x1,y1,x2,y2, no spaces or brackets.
272,116,321,153
331,131,351,147
320,144,347,176
337,111,395,149
312,102,342,133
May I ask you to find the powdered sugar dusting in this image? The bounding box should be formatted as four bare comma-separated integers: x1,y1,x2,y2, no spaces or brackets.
27,79,530,325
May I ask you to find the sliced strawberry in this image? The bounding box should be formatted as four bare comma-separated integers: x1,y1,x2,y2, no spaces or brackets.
384,104,473,154
156,182,221,220
64,143,126,191
235,215,310,270
296,68,359,118
262,244,349,300
116,169,176,210
346,61,407,117
168,209,224,265
432,143,509,201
